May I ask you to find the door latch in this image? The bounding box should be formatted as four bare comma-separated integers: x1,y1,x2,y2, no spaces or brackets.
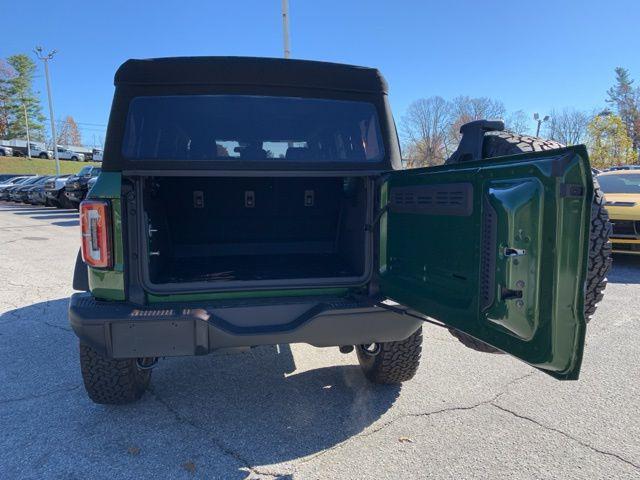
245,190,255,208
504,247,526,257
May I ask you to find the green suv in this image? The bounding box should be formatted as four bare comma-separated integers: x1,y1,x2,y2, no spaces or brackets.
70,57,611,404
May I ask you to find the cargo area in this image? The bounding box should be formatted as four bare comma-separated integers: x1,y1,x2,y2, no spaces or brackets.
140,176,371,288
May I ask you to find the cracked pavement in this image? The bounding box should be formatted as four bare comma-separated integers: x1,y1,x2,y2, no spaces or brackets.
0,202,639,479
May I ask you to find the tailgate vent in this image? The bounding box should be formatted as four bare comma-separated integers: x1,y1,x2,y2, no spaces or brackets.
390,183,473,216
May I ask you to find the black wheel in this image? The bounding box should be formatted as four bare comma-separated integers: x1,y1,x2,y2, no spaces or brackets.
356,327,422,384
449,131,612,353
39,152,48,159
79,342,152,405
71,156,78,161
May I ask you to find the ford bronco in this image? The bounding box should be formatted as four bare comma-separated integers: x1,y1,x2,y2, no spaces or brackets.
70,57,611,404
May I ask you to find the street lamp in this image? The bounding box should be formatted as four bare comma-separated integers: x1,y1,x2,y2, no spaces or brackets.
34,46,59,175
534,112,550,137
282,0,291,58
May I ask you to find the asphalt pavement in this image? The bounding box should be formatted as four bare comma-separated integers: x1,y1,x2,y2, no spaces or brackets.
0,202,638,479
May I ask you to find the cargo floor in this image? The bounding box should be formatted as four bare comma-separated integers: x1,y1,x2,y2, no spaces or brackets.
154,253,357,284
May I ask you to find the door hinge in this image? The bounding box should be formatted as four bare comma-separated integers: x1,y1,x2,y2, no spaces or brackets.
365,204,390,232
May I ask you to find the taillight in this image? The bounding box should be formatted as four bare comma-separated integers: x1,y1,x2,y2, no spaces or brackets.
80,200,112,268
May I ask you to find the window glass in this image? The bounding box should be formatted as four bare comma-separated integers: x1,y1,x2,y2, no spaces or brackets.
122,95,384,163
598,174,640,194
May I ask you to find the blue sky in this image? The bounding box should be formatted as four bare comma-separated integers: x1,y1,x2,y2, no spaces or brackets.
2,0,639,146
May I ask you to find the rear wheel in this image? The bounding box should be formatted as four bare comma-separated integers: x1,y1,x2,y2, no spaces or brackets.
449,132,612,353
79,342,152,405
357,328,422,384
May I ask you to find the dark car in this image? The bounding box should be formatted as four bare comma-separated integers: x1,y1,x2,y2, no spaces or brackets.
25,176,55,205
64,166,101,207
44,175,73,208
0,176,34,200
11,176,49,202
6,176,42,201
70,56,611,405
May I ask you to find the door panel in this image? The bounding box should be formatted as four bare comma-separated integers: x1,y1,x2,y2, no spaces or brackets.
380,147,592,379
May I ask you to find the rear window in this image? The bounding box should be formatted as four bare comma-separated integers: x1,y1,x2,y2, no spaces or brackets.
121,95,384,163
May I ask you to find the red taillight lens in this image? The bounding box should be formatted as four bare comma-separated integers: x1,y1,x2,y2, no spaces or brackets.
80,200,112,268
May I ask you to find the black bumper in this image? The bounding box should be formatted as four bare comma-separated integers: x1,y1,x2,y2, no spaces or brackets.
69,293,423,358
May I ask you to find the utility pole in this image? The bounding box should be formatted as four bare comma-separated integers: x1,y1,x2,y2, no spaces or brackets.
34,46,60,175
534,112,549,137
282,0,291,58
22,100,31,158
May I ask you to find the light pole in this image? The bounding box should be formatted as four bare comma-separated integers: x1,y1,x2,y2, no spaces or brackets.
282,0,291,58
534,112,549,137
34,46,59,175
22,99,31,158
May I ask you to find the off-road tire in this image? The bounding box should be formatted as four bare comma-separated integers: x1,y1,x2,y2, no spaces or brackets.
357,327,422,384
79,342,151,404
449,131,612,353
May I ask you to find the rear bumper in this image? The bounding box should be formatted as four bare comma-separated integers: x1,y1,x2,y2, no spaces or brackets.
68,293,423,358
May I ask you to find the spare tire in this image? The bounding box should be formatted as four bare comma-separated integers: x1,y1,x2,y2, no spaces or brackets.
449,131,612,353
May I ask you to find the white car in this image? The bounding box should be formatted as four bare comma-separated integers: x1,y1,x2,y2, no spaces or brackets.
56,146,86,162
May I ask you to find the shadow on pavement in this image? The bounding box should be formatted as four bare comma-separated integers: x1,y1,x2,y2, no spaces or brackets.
608,254,640,284
0,298,400,477
12,208,75,215
51,220,80,227
31,214,79,220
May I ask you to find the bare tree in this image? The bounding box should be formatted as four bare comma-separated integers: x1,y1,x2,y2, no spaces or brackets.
505,110,531,134
544,108,590,145
400,96,452,167
447,96,506,151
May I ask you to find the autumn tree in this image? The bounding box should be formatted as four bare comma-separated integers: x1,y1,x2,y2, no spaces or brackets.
5,54,45,140
544,108,590,145
587,113,635,168
606,67,640,152
57,115,82,146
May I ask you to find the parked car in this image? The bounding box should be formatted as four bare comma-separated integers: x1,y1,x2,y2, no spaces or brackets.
70,56,611,405
44,175,73,208
0,145,14,157
0,175,28,185
92,148,103,162
598,170,640,255
7,176,44,201
25,176,55,205
56,146,86,162
11,142,53,159
0,176,36,200
64,166,101,207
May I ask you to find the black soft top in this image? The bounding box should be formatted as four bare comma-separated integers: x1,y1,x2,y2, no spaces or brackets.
114,56,388,94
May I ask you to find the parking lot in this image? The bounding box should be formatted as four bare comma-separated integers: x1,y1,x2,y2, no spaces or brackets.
0,201,638,480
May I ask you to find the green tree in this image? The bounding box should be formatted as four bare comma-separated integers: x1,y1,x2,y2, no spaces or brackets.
587,113,636,168
0,60,13,139
606,67,640,151
5,54,46,140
